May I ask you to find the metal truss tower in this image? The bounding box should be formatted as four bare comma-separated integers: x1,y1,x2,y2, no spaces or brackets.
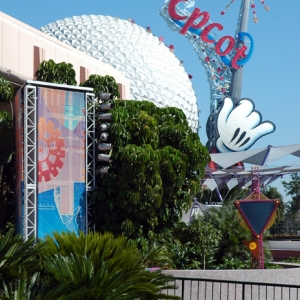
23,85,38,240
85,92,96,231
21,82,96,240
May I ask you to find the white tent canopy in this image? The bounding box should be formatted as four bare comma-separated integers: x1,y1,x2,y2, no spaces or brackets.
210,144,300,169
203,143,300,191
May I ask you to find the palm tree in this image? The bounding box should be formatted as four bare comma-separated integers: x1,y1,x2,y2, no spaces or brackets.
0,229,43,298
1,272,44,300
39,231,180,300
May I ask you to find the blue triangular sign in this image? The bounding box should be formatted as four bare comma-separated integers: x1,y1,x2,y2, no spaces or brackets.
234,200,279,235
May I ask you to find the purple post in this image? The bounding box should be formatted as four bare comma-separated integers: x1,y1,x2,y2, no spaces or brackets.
251,167,260,198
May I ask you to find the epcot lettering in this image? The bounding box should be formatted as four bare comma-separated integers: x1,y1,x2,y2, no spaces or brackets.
168,0,254,69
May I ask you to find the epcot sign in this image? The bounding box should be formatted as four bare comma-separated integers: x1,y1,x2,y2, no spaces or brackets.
168,0,254,69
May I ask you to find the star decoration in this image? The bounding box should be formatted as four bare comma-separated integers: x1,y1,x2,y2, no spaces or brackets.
146,26,152,33
223,0,270,23
205,57,210,62
219,76,224,81
159,36,164,42
217,67,222,73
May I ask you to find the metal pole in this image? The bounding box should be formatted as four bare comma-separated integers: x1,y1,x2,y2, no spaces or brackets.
252,234,255,269
229,0,251,105
259,235,264,269
251,167,260,198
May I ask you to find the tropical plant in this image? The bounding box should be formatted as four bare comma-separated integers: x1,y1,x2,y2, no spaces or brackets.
0,114,14,224
159,227,198,270
282,256,300,263
0,77,15,232
0,229,42,279
189,218,222,269
80,74,120,98
214,257,252,270
0,271,44,300
0,152,15,232
203,201,277,268
0,77,14,165
35,59,77,85
203,202,252,266
137,235,175,270
0,229,43,299
39,231,179,300
282,173,300,219
55,61,77,85
92,100,210,240
0,77,14,103
160,219,222,270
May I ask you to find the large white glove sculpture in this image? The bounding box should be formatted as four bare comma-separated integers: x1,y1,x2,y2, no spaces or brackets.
216,97,275,153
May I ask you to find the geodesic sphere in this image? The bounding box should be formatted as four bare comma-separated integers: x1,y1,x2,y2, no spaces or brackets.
41,15,199,131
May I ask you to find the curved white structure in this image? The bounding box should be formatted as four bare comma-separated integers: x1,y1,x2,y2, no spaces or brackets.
41,15,199,131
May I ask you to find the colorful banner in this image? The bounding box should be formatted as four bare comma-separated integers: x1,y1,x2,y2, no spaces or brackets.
37,87,86,238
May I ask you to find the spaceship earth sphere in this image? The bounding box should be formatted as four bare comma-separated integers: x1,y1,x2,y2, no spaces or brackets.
41,15,199,131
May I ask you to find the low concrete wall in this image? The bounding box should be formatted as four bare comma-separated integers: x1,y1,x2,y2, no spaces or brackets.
269,241,300,250
269,241,300,261
165,269,300,285
163,269,300,299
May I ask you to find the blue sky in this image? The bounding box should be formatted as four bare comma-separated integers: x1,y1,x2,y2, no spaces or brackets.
1,0,299,200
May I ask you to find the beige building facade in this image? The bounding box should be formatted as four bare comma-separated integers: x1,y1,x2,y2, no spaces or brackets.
0,11,129,99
